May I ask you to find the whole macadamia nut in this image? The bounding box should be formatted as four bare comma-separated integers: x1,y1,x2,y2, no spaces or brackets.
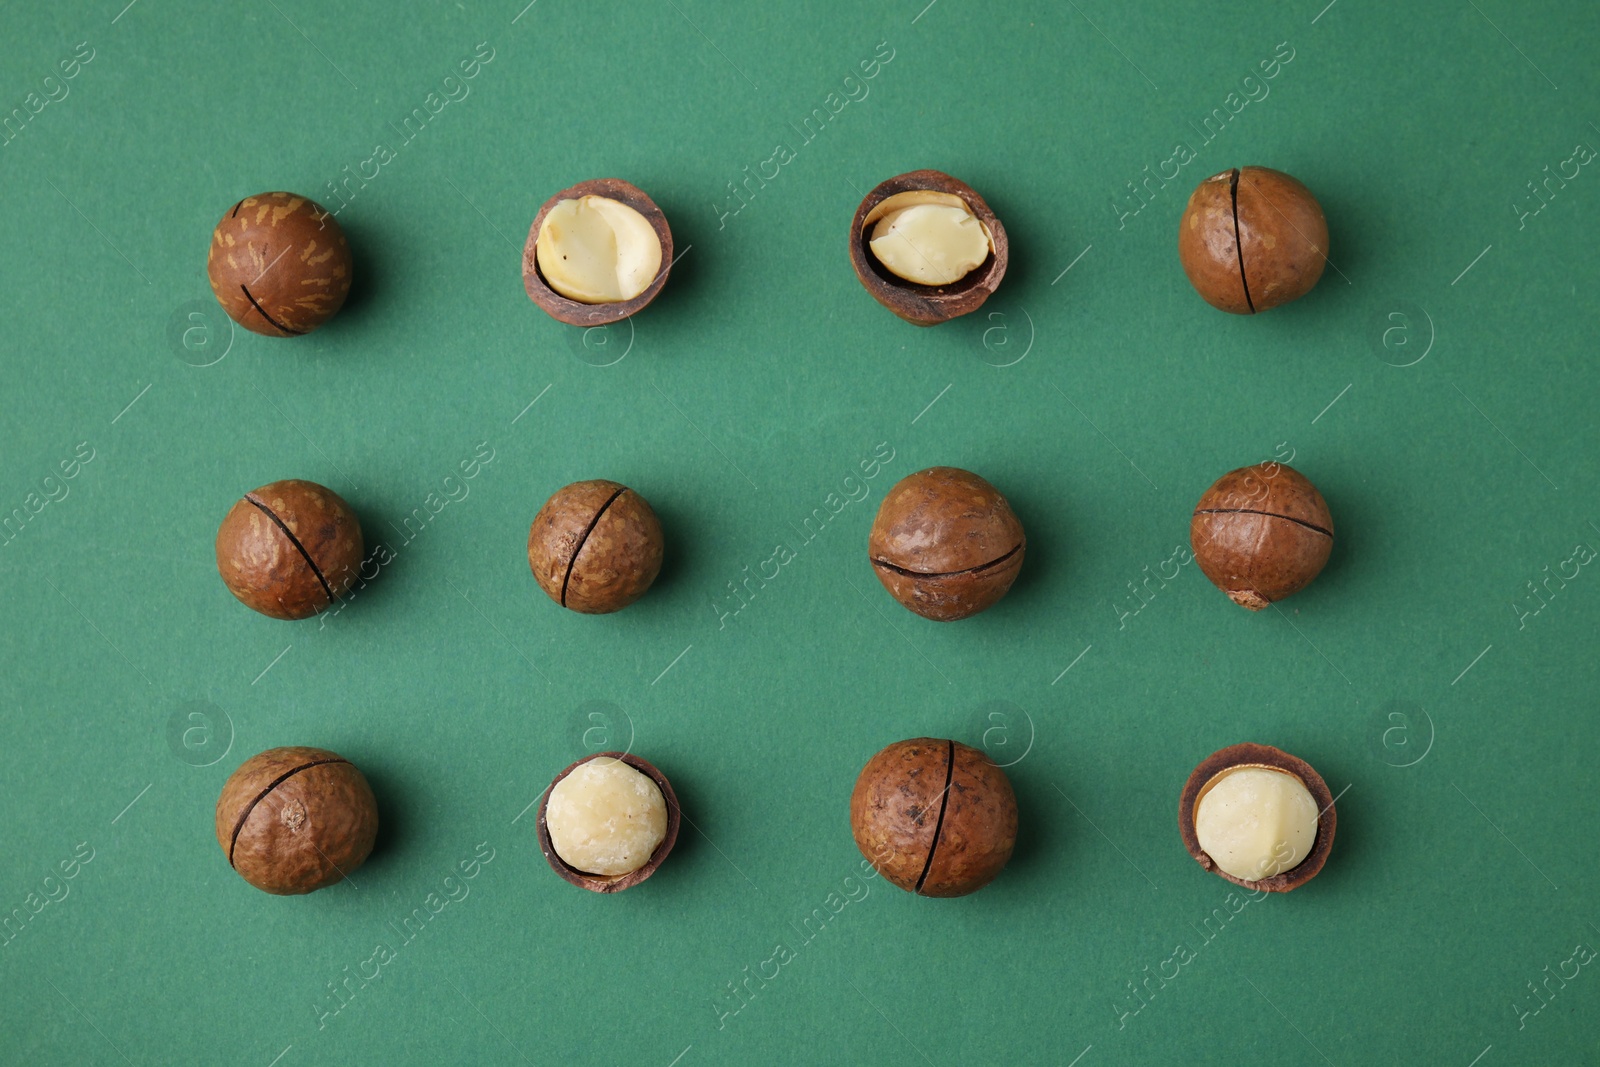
1190,462,1334,610
1178,167,1327,314
869,467,1025,621
207,192,352,336
215,746,378,895
851,738,1018,897
215,479,364,620
528,480,663,614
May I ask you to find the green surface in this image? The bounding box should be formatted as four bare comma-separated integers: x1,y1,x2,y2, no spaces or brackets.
3,0,1598,1063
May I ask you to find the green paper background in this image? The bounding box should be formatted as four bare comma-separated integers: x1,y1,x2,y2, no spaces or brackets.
3,0,1598,1063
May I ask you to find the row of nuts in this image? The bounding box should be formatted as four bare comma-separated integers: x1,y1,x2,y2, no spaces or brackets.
205,165,1326,337
215,462,1334,623
216,739,1334,897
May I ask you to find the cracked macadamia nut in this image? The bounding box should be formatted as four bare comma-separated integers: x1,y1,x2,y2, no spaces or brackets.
523,179,673,326
1190,462,1333,611
545,757,667,876
537,751,680,893
851,738,1017,898
215,479,364,620
850,170,1008,325
869,467,1025,621
528,480,664,614
207,192,351,336
1178,167,1327,314
215,746,378,895
1179,743,1336,893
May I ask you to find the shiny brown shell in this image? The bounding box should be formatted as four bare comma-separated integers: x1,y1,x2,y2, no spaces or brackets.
207,192,352,336
215,746,378,895
528,480,664,614
1190,463,1333,611
1178,167,1327,314
215,479,364,620
869,467,1025,621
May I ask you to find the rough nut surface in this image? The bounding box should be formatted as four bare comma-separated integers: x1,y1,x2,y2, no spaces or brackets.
215,479,364,620
850,738,1018,897
544,756,667,876
1190,463,1333,610
214,746,378,895
869,467,1025,621
1178,167,1327,314
522,178,673,327
207,192,351,336
850,169,1008,326
528,479,663,614
536,751,680,893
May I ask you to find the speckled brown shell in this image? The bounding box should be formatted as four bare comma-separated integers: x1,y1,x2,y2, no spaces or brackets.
528,480,663,614
869,467,1025,621
850,170,1008,326
522,179,673,327
535,751,680,894
1178,167,1327,314
1178,743,1336,893
850,738,1017,897
215,746,378,895
1190,463,1333,611
215,479,364,620
207,192,351,336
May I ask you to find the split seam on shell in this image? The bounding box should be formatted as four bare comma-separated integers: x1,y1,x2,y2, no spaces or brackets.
1192,508,1332,538
245,495,336,603
1228,168,1255,314
560,486,628,607
913,740,956,895
227,757,350,866
239,283,304,336
871,541,1023,580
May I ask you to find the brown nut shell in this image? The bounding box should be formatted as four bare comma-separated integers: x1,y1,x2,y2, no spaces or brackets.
1190,463,1333,611
215,479,364,620
522,179,673,327
850,738,1018,898
215,746,378,895
1177,167,1327,314
206,192,351,336
535,751,680,893
528,480,664,614
849,170,1008,326
1178,742,1335,893
869,467,1025,621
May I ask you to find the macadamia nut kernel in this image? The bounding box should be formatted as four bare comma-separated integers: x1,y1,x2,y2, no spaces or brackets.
535,196,663,304
1193,766,1318,881
544,757,667,876
865,190,992,286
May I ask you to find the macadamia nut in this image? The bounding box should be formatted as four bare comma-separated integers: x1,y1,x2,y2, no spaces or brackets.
1193,766,1318,881
536,196,663,303
544,756,667,876
866,190,992,286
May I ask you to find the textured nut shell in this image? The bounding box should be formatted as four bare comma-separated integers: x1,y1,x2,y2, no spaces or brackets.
849,738,950,892
920,741,1017,898
536,751,680,893
1191,464,1333,610
215,479,364,620
528,480,664,614
849,170,1008,326
207,193,351,336
869,467,1025,621
1178,743,1336,893
215,746,378,895
1235,167,1328,312
522,179,673,327
1178,170,1251,314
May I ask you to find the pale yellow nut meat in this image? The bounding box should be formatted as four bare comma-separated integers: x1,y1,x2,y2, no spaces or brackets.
1194,766,1318,881
866,190,992,286
545,757,667,876
536,196,662,303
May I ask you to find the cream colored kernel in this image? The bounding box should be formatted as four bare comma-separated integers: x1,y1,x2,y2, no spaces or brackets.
1194,766,1318,881
536,196,662,304
545,757,666,876
866,190,991,286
